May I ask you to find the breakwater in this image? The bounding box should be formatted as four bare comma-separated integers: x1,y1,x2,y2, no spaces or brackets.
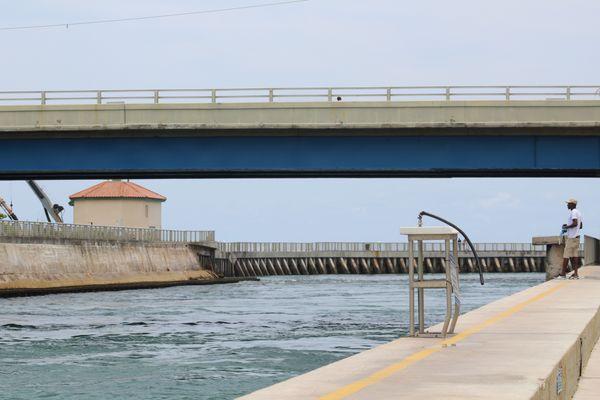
0,221,220,297
214,242,556,277
0,238,219,297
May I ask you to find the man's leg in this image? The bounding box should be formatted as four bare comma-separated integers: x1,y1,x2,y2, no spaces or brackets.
571,257,580,277
561,258,569,277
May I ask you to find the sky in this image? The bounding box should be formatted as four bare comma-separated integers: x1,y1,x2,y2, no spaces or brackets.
1,0,599,242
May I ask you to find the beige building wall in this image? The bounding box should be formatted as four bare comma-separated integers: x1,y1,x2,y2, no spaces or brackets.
72,198,162,228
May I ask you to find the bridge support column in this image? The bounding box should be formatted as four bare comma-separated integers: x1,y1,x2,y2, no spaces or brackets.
289,259,300,275
371,259,381,274
337,258,349,274
399,258,407,273
533,236,566,280
349,259,359,274
298,259,309,275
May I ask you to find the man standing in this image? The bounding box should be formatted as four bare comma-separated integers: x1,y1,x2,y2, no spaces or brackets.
560,199,583,279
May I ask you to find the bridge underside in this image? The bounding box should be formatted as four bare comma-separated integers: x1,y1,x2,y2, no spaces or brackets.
1,132,600,179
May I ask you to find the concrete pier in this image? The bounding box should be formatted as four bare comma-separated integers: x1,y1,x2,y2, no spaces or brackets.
532,236,565,280
239,266,600,400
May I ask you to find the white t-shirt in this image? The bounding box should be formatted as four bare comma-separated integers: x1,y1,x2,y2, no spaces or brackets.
567,209,582,239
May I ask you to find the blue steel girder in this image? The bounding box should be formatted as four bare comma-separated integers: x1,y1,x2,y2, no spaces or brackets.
1,132,599,179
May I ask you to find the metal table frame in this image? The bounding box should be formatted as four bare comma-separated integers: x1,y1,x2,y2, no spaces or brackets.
405,230,460,338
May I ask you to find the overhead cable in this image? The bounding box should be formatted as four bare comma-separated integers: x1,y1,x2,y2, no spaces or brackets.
0,0,310,31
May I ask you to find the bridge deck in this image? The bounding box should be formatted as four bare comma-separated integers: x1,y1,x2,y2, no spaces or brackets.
239,266,600,399
1,99,600,179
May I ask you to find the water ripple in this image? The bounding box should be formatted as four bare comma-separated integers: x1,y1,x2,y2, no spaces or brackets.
0,273,543,399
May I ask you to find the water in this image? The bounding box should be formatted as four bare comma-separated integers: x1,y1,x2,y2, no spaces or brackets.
0,273,543,399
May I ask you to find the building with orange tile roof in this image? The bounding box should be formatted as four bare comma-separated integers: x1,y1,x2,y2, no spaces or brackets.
69,180,166,228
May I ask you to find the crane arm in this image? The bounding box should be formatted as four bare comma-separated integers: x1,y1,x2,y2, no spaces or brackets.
0,196,18,220
27,181,63,223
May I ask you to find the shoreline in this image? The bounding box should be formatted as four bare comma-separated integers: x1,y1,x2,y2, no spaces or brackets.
0,277,259,298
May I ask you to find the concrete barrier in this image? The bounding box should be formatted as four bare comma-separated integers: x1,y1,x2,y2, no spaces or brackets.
0,238,219,296
584,235,600,266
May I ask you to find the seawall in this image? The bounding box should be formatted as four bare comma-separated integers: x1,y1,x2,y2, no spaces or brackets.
0,237,220,296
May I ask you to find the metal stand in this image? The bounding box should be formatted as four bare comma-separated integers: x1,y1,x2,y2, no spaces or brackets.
401,227,461,338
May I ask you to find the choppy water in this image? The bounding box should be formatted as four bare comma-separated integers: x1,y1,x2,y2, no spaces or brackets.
0,273,543,399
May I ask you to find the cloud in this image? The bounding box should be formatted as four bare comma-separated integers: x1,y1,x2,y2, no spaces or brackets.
476,192,520,210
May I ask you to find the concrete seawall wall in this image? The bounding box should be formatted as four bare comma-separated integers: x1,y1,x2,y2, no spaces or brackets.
0,238,218,295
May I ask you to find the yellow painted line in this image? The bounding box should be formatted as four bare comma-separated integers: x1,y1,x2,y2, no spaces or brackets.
319,281,569,400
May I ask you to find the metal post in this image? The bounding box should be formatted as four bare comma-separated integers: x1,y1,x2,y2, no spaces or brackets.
449,238,460,333
327,88,333,102
268,89,274,103
97,91,102,104
153,90,159,104
418,239,424,334
408,238,414,336
505,86,511,101
211,89,217,104
445,87,451,101
41,91,46,105
386,88,392,101
441,238,451,336
566,86,571,100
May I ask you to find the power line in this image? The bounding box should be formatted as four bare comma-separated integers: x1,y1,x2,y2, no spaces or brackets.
0,0,310,31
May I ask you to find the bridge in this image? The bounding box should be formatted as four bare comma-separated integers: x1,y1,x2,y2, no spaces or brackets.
1,85,600,179
212,241,555,277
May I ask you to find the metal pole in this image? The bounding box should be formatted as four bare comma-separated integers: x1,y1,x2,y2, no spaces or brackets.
449,238,460,333
418,239,424,334
408,238,414,336
441,238,451,336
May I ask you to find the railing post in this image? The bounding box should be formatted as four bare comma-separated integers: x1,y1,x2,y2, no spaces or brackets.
97,91,102,104
41,91,47,105
268,89,274,103
386,88,392,101
211,89,217,104
566,86,571,100
445,87,451,101
505,86,511,101
327,88,333,102
154,90,159,104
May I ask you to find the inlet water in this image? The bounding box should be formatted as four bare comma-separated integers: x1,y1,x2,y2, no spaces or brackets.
0,273,543,399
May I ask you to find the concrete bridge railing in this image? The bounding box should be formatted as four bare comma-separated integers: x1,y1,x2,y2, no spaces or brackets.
0,220,215,243
216,241,547,254
2,85,600,105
